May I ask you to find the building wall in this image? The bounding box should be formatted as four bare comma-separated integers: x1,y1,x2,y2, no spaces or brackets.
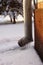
35,9,43,62
37,0,43,8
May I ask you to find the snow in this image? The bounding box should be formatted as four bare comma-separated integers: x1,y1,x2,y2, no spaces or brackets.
0,43,43,65
0,22,43,65
0,15,10,23
15,14,24,22
0,23,24,52
0,15,24,23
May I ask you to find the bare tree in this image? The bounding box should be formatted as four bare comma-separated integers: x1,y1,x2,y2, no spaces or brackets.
0,0,23,23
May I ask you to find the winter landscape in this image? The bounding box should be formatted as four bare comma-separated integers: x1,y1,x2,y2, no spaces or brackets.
0,16,43,65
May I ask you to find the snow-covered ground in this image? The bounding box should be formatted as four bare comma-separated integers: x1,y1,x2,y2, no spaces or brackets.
0,43,43,65
0,22,43,65
0,15,10,23
0,23,24,52
0,15,24,23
